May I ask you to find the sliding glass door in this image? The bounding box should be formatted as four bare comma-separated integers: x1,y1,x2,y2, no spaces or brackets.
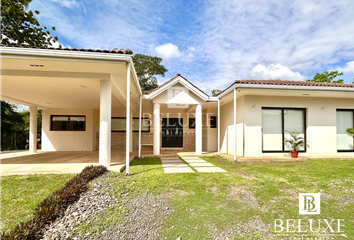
336,110,354,151
262,108,306,152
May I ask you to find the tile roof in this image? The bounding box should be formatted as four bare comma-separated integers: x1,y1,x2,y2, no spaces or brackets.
148,73,209,96
1,44,133,55
218,79,354,96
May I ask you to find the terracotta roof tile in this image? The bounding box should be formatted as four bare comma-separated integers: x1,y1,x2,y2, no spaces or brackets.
218,79,354,96
1,44,133,55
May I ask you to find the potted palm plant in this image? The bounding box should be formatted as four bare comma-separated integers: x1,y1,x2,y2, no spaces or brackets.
284,130,309,158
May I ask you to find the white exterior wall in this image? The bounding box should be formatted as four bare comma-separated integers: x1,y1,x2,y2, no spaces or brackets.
220,96,244,156
42,108,96,151
243,95,354,157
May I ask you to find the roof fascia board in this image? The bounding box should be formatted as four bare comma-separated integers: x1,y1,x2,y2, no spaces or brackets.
218,83,354,99
146,77,209,101
0,46,131,62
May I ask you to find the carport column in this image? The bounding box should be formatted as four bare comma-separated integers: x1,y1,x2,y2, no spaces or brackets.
195,104,202,155
153,103,160,155
138,95,142,158
99,80,111,166
130,107,133,153
29,106,37,153
233,88,237,161
217,99,220,156
126,63,131,174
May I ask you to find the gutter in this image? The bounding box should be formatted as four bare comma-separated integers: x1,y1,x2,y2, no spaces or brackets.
217,83,354,99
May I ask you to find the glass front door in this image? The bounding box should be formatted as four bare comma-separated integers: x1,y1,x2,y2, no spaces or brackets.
162,118,183,148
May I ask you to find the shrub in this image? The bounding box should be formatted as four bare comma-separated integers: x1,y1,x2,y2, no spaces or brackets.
1,165,107,239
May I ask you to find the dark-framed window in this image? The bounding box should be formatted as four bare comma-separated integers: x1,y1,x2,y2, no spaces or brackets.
336,109,354,152
111,117,150,132
210,116,217,128
262,107,306,153
189,118,196,129
51,115,86,131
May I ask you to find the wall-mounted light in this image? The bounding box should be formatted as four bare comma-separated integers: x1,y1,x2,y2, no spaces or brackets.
252,104,256,108
321,106,326,110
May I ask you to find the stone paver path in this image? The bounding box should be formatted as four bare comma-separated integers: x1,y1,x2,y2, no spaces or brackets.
161,157,194,173
181,157,227,173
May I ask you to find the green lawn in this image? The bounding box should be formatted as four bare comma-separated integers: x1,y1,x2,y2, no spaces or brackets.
0,173,74,233
73,157,354,239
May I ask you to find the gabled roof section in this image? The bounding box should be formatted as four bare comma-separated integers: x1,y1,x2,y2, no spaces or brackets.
146,73,209,101
1,44,133,55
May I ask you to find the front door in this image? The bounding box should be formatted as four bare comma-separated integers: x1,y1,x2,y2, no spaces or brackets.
162,118,183,148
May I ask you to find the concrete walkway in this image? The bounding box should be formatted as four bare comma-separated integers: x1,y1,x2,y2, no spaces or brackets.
182,157,227,173
161,156,227,173
161,156,194,173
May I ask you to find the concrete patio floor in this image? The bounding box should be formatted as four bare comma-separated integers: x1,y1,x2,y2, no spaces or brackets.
1,151,136,176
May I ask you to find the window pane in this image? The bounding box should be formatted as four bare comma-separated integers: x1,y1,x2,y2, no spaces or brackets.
337,111,354,150
262,109,282,151
52,116,69,121
284,110,305,151
112,118,126,131
70,116,85,122
132,119,150,131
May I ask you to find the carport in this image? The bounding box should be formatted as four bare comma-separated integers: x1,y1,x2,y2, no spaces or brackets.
1,46,143,174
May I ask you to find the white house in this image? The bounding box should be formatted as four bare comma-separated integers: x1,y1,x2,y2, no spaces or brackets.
1,45,354,173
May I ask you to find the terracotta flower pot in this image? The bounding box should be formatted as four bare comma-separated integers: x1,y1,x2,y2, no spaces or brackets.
290,151,299,158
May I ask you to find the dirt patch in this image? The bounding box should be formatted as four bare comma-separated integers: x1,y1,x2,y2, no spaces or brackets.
101,193,172,239
239,173,261,180
207,186,220,195
174,189,194,196
211,216,276,239
278,188,298,201
228,186,267,212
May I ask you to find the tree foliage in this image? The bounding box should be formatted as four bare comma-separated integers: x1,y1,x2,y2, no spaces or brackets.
132,54,168,92
306,70,344,83
1,0,60,47
211,89,222,96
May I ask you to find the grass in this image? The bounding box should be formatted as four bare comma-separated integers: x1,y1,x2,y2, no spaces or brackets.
0,173,74,233
72,157,354,239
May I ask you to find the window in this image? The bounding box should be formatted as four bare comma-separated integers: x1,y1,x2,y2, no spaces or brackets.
336,110,354,152
210,116,217,128
51,115,86,131
262,108,306,152
189,118,195,129
111,117,150,132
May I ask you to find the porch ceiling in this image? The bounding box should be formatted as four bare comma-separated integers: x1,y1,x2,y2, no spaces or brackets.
1,51,141,109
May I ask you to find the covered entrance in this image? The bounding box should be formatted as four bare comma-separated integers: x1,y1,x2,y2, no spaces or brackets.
162,118,183,148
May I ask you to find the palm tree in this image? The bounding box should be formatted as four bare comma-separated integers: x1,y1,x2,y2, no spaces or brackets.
284,130,309,152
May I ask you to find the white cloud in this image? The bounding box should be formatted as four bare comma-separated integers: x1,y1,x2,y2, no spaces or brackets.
155,43,181,59
336,61,354,74
49,0,78,8
249,64,306,80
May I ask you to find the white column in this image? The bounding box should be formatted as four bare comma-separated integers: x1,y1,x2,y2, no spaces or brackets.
195,104,202,155
138,95,142,158
99,80,111,166
218,99,220,156
130,107,133,153
29,106,37,153
233,88,237,161
153,103,160,155
126,63,131,174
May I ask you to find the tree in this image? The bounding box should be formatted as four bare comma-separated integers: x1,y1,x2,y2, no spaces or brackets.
211,89,222,96
1,101,24,150
306,71,344,83
132,54,168,92
1,0,60,47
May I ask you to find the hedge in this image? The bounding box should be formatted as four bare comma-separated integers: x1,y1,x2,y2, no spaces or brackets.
1,165,107,240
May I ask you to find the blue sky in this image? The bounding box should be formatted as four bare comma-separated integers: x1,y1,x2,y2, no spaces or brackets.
30,0,354,94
